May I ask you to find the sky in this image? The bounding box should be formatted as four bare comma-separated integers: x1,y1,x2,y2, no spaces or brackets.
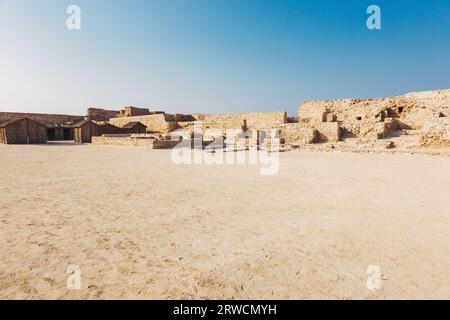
0,0,449,116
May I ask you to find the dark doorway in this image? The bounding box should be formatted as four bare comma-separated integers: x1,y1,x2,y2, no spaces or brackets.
47,128,56,141
63,128,73,140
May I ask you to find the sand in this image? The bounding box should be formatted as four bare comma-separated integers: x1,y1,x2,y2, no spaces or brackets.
0,143,449,300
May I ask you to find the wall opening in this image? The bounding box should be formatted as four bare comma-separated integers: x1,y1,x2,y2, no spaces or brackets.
47,128,56,141
386,108,396,117
356,117,362,121
63,128,73,140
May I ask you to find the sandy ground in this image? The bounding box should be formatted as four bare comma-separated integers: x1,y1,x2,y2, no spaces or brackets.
0,143,449,300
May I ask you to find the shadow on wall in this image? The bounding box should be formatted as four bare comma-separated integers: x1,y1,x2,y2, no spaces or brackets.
43,141,85,146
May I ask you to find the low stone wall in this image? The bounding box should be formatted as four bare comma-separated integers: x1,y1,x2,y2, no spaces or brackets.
279,124,318,144
92,136,180,149
152,140,181,149
358,119,399,141
313,122,341,143
421,134,450,148
173,122,245,137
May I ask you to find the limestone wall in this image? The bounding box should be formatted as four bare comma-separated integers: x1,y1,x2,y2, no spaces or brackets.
299,99,386,139
192,112,287,129
107,111,287,135
314,122,341,143
119,107,150,117
420,117,450,147
109,114,178,133
92,136,180,149
298,89,450,140
86,108,119,121
0,112,83,125
279,124,318,144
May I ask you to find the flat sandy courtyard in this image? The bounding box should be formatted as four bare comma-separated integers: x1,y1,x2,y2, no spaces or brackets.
0,143,449,299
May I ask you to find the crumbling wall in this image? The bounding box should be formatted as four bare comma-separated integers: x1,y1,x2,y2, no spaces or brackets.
299,99,386,140
0,119,47,144
298,89,450,141
119,107,150,117
279,124,318,144
92,136,179,149
192,112,287,129
109,114,178,133
173,122,245,137
0,112,83,125
314,122,341,143
92,136,154,147
420,117,450,148
86,108,119,121
167,114,197,122
399,90,450,129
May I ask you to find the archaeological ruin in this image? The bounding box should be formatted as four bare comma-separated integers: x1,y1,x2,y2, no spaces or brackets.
0,89,448,153
0,118,48,144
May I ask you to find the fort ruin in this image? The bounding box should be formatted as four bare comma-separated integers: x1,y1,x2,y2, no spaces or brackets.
0,89,448,154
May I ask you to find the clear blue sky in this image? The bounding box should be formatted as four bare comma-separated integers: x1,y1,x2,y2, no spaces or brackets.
0,0,449,116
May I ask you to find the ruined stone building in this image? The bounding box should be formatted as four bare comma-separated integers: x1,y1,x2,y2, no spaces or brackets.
297,89,450,147
73,120,99,143
1,89,448,150
0,112,83,144
121,122,148,134
0,118,48,144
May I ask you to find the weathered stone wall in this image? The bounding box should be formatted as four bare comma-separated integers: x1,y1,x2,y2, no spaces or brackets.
0,119,47,144
92,136,154,147
119,107,150,117
86,108,119,121
298,89,450,141
192,112,287,129
0,112,83,125
314,122,341,143
279,124,318,144
92,136,180,149
172,122,245,137
109,114,178,133
401,90,450,129
420,117,450,148
299,99,387,140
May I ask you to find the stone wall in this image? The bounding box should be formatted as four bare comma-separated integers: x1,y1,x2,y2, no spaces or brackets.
420,117,450,147
92,136,180,149
0,112,83,125
314,122,341,143
109,114,178,133
192,112,287,129
298,89,450,141
86,108,119,121
279,124,318,144
0,119,48,144
119,107,150,117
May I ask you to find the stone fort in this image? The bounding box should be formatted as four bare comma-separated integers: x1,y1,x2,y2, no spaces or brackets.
0,89,449,151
